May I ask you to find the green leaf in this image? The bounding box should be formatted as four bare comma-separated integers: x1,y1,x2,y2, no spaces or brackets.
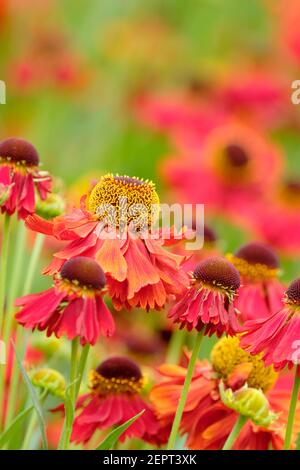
0,405,33,448
94,410,145,450
11,341,48,450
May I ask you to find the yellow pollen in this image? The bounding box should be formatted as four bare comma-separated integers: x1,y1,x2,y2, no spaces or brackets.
87,173,160,228
88,369,144,395
56,276,103,298
211,336,277,393
227,254,279,282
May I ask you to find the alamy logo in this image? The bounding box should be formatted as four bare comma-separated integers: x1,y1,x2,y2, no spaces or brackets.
0,80,6,104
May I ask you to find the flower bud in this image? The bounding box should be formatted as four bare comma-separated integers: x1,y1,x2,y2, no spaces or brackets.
30,368,66,398
219,381,278,427
35,192,65,220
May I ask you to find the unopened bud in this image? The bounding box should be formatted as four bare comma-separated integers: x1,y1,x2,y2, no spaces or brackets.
30,368,66,398
219,381,278,427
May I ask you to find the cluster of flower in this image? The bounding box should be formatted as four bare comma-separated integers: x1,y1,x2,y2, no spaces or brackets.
0,135,299,450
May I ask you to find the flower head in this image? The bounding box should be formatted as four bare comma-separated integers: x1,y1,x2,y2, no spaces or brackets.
160,123,283,229
87,174,160,229
253,179,300,256
71,356,163,445
15,256,114,345
240,277,300,370
168,257,240,336
211,336,277,393
26,173,189,311
228,242,285,322
0,137,51,219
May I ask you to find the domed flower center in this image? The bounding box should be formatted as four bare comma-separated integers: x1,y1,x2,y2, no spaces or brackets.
285,278,300,307
87,173,160,228
211,336,277,393
224,144,249,169
228,242,279,281
190,222,217,246
0,138,40,167
89,356,144,395
280,180,300,207
193,257,240,298
60,257,106,291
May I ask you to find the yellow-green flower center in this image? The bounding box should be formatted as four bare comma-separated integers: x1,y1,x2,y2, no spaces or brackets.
211,336,277,393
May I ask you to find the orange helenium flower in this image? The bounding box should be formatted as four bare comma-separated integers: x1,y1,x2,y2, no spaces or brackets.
25,174,190,311
151,338,299,450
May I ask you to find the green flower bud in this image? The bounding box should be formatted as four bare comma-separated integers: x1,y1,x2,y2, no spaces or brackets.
219,381,278,428
30,368,66,398
35,193,65,220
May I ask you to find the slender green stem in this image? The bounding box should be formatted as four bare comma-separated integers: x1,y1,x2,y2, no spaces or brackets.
284,366,300,450
58,338,79,450
166,329,186,364
22,233,44,296
167,330,204,450
20,410,37,450
0,214,11,430
0,214,11,332
222,415,247,450
3,222,26,349
4,233,44,427
75,344,90,400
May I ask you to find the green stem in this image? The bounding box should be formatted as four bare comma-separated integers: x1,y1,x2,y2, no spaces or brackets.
0,214,11,332
284,366,300,450
0,214,11,430
3,222,26,350
4,233,44,427
222,415,247,450
75,344,90,400
58,338,79,450
167,330,204,450
22,233,44,296
166,329,186,364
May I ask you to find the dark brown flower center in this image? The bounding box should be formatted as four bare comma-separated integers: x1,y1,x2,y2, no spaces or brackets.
284,180,300,195
235,242,279,269
224,144,249,168
286,279,300,305
96,356,142,381
193,257,240,291
60,257,106,290
0,138,39,166
190,222,217,244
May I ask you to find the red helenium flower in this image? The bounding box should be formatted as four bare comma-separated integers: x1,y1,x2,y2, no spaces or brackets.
228,242,285,323
15,256,115,345
0,137,51,219
71,356,164,446
240,278,300,371
168,257,240,336
160,122,283,230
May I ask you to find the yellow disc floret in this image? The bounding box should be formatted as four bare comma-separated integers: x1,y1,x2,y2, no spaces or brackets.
88,369,144,395
87,174,160,228
211,336,277,393
227,254,278,282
